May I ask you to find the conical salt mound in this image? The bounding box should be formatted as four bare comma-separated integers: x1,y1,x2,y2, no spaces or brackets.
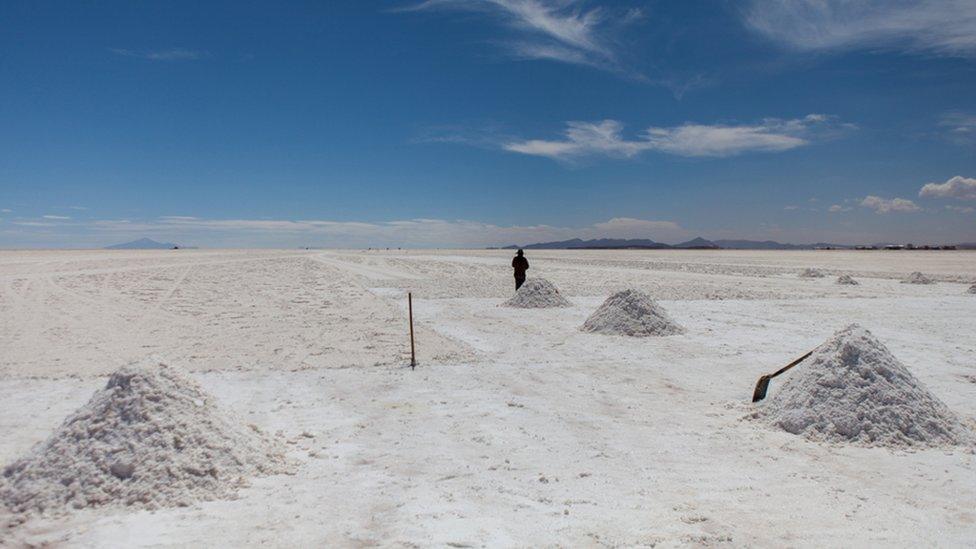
798,268,826,278
503,279,570,308
581,289,684,337
760,325,970,447
0,359,289,515
835,274,858,285
902,271,933,284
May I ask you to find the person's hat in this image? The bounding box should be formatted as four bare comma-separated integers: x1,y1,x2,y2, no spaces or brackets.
516,249,524,255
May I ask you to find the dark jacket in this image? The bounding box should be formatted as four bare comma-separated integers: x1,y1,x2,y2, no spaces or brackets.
512,256,529,277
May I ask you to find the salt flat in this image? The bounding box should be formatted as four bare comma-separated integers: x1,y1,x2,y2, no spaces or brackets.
1,249,975,547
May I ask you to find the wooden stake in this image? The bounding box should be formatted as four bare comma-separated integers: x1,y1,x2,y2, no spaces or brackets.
408,292,416,369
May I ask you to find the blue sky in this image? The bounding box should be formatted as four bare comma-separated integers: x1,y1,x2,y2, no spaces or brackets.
1,0,974,248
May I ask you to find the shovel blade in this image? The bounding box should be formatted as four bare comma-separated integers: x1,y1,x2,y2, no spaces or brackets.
752,375,772,402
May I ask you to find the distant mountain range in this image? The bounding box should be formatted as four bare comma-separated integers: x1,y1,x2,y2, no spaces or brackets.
501,237,805,250
711,239,849,250
105,238,183,249
507,238,673,250
502,237,972,250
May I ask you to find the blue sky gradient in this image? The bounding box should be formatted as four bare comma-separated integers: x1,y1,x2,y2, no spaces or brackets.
1,0,974,248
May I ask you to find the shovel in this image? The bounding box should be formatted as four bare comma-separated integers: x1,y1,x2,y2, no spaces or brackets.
751,350,815,402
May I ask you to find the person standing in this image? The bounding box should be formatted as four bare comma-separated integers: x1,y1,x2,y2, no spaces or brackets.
512,249,529,290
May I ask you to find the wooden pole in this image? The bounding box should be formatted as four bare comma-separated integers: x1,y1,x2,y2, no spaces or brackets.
408,292,416,369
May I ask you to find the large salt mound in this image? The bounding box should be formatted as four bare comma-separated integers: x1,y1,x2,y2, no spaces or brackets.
581,289,684,337
798,268,826,278
0,359,289,515
760,324,970,448
835,274,859,285
902,271,933,284
503,278,570,308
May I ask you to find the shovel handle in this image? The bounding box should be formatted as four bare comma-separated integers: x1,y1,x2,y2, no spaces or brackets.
768,350,815,379
752,350,816,402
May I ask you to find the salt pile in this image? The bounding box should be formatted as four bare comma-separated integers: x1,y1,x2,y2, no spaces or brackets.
0,359,289,515
835,274,859,285
759,324,970,447
581,289,684,337
798,268,826,278
967,283,976,294
503,278,570,308
902,271,933,284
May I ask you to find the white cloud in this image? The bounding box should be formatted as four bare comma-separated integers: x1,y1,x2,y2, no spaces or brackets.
945,205,975,213
860,195,921,214
111,48,204,61
940,112,976,145
829,204,852,212
12,221,59,227
744,0,976,58
400,0,640,74
784,205,799,210
0,208,11,213
643,120,807,157
919,175,976,201
42,215,71,220
503,115,849,160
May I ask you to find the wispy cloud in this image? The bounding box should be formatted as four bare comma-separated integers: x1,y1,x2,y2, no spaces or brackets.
502,114,851,160
744,0,976,58
0,208,11,213
860,195,921,214
945,205,975,213
829,204,852,212
399,0,642,76
940,112,976,145
42,215,71,220
110,48,205,61
11,221,60,227
919,175,976,200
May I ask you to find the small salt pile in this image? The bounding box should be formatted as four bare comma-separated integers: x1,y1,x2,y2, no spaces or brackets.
967,283,976,294
798,268,826,278
581,289,684,337
758,324,970,447
0,359,290,516
503,279,570,308
902,271,933,284
835,274,859,285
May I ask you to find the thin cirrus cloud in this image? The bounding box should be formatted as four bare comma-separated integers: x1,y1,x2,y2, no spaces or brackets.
919,175,976,201
743,0,976,58
502,115,851,160
110,48,205,61
859,195,921,214
398,0,642,75
940,112,976,145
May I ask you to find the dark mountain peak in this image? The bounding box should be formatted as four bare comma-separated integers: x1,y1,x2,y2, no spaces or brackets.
105,238,179,250
676,237,720,249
